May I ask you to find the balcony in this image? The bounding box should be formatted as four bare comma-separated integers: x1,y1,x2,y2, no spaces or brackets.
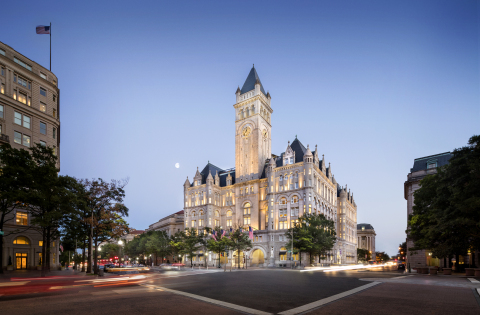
0,134,9,144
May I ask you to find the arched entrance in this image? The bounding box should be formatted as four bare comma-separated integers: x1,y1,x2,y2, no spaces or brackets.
251,249,265,266
233,250,245,268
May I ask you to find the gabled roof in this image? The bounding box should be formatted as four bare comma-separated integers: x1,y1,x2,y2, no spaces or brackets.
240,66,267,95
200,163,224,184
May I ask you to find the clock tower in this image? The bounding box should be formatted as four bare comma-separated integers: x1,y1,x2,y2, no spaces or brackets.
234,66,273,182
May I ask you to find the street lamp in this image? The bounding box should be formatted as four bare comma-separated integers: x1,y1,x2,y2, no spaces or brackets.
206,253,209,270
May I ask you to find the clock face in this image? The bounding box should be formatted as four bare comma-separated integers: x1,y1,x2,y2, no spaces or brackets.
262,129,268,139
242,126,252,138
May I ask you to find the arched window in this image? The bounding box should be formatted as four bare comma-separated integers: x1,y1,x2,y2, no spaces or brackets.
281,197,287,205
244,202,251,215
13,236,30,245
291,195,299,204
280,175,283,181
191,211,196,217
199,210,204,216
285,175,288,181
246,107,250,117
215,210,220,217
227,210,232,217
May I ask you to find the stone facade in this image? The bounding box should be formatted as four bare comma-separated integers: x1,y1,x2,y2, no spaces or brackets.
146,211,184,237
182,67,358,267
357,223,376,261
0,41,61,270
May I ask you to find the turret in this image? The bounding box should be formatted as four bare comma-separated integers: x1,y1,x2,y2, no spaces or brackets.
214,172,220,186
184,177,191,189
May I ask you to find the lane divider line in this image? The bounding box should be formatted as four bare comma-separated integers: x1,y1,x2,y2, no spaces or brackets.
277,281,382,315
468,278,480,283
142,284,272,315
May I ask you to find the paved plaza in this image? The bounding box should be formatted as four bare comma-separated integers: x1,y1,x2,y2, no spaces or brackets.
1,268,480,314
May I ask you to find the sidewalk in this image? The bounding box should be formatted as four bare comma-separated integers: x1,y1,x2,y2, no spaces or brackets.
0,269,103,281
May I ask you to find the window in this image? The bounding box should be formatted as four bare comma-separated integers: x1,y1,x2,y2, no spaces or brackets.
40,141,46,146
243,217,251,225
428,163,436,169
191,220,196,227
1,83,4,94
295,182,298,189
227,219,232,227
39,241,43,246
53,109,56,118
280,175,283,181
40,72,47,80
40,102,46,112
0,49,4,56
16,212,28,225
53,127,56,139
23,115,30,128
0,105,3,118
17,76,29,88
40,87,46,97
215,210,220,217
215,219,220,226
14,131,22,144
18,92,27,104
53,94,56,102
227,210,232,217
198,219,204,226
14,57,32,71
279,221,287,229
244,202,251,215
13,236,30,244
40,122,47,135
291,196,298,204
290,157,293,164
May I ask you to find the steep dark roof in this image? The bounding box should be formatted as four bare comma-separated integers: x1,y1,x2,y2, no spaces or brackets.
411,152,451,172
357,223,374,230
240,66,267,95
200,163,224,184
290,138,307,163
219,170,236,187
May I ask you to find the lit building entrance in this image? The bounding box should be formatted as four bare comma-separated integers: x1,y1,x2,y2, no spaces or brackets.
16,253,28,270
251,249,265,266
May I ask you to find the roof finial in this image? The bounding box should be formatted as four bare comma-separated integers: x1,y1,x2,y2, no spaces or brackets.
295,135,297,139
253,63,254,68
208,160,210,163
288,141,290,146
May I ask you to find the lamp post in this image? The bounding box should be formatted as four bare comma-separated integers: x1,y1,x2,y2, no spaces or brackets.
206,253,208,270
118,240,123,264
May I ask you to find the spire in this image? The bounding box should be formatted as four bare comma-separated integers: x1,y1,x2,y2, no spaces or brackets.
304,145,313,156
240,66,266,95
236,86,241,94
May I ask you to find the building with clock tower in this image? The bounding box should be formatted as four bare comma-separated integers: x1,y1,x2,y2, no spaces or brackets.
181,66,358,267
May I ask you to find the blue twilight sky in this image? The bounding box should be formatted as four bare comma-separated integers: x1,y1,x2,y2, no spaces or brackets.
1,0,478,256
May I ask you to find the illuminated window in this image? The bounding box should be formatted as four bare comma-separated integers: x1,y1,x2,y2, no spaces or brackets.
191,220,196,227
308,205,312,214
16,212,28,225
215,210,220,217
280,247,287,261
198,219,204,226
18,92,27,104
227,219,232,227
39,241,43,246
0,83,4,94
40,102,46,112
13,236,30,244
53,109,56,118
291,196,298,204
281,198,287,205
243,217,251,225
243,203,251,215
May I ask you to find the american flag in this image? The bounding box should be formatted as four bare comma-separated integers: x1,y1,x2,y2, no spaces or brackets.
211,230,217,241
230,227,233,233
60,244,64,252
249,226,254,240
221,229,226,237
36,25,50,34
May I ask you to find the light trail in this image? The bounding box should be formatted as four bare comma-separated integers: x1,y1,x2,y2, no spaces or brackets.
300,264,389,273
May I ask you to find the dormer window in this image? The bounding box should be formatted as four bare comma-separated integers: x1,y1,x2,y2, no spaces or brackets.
290,157,293,164
427,163,436,169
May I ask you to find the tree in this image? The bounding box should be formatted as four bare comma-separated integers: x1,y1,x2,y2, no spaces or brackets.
100,243,122,260
179,228,202,268
25,144,78,276
144,230,171,265
375,251,390,263
198,227,212,266
0,144,33,273
206,227,230,268
80,178,129,273
229,227,253,268
286,213,336,266
407,135,480,269
357,248,370,263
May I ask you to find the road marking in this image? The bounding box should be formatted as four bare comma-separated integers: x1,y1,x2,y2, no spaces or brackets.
142,284,272,315
477,288,480,295
468,278,480,283
278,281,381,315
0,281,30,287
391,275,412,280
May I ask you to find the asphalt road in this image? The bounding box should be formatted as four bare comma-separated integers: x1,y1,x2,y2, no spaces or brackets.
1,268,479,315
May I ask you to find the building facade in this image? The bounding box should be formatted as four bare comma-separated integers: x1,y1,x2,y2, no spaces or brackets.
404,152,451,268
146,210,184,237
1,41,61,270
357,223,376,261
182,67,358,267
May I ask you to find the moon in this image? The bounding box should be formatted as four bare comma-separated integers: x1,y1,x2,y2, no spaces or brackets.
175,163,180,169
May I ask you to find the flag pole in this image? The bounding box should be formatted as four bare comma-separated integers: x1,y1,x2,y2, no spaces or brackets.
49,22,51,71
